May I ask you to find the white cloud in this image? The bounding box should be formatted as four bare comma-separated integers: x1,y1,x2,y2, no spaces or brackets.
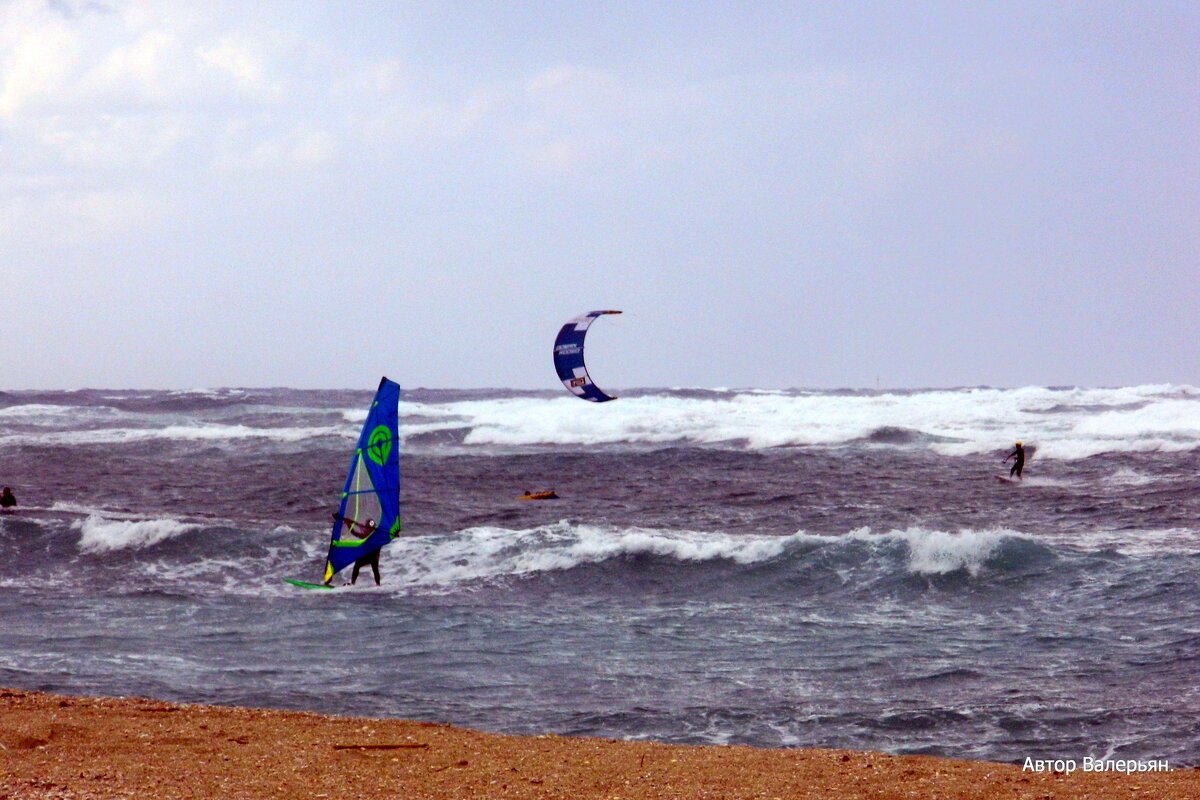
0,2,80,118
38,112,192,170
215,127,336,172
526,65,616,101
197,33,281,99
88,28,183,104
291,129,335,164
0,184,174,245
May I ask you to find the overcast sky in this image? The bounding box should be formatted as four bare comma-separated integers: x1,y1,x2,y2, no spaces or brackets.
1,0,1196,390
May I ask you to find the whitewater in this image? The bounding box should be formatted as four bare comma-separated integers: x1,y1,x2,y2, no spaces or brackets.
0,384,1197,764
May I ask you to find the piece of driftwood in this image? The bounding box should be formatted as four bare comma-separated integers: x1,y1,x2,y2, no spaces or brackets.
332,743,429,750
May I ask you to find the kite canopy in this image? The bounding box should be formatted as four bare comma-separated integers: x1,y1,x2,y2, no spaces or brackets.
323,377,402,582
553,310,622,402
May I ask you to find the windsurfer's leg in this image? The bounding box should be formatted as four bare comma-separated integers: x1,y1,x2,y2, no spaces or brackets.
371,561,380,585
351,561,361,584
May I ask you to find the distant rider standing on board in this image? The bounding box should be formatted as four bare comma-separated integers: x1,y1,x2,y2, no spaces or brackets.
324,514,382,586
1004,441,1025,480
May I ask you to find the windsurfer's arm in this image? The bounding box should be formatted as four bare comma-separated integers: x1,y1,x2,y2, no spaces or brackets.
331,513,362,536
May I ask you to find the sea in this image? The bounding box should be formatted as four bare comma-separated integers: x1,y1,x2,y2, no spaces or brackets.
0,384,1198,766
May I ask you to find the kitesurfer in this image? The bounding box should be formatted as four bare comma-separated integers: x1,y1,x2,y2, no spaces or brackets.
0,487,15,508
1003,441,1026,480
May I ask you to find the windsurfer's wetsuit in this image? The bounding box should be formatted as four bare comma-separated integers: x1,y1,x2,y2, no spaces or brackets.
351,548,381,586
328,513,380,585
1004,444,1025,479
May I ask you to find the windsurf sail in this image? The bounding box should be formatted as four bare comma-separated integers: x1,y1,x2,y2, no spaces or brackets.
553,310,621,402
321,377,402,584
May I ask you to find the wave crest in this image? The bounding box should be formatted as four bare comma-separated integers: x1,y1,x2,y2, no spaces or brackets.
382,522,1049,593
848,526,1031,576
73,515,199,553
395,385,1200,459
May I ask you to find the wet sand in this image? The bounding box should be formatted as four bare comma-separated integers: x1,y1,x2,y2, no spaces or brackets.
0,689,1193,799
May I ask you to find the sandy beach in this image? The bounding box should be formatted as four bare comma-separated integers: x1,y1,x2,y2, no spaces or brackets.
0,689,1193,799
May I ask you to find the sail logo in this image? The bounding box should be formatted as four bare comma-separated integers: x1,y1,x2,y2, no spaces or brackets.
367,425,393,466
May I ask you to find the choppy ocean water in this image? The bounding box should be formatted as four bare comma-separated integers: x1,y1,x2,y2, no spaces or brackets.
0,384,1198,764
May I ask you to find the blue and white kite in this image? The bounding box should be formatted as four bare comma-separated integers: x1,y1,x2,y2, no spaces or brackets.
553,310,622,402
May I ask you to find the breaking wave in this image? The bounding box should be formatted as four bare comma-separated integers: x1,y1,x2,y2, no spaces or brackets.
0,385,1196,460
372,522,1053,595
395,384,1200,459
73,515,199,553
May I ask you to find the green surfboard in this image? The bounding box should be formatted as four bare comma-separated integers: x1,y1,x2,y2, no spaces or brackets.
283,578,336,590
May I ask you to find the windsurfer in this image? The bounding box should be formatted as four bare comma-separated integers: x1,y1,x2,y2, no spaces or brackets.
334,516,381,586
321,515,383,586
333,513,376,539
0,487,15,509
290,377,401,592
351,547,381,586
1003,441,1026,480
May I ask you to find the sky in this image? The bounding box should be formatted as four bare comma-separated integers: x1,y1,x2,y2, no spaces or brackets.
1,0,1197,390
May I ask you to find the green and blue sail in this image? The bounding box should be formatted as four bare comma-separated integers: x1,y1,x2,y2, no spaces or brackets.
323,377,401,583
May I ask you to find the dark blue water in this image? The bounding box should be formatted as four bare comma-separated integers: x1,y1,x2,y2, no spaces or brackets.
0,386,1198,764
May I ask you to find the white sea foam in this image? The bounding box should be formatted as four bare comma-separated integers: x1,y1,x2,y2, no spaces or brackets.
2,423,344,447
389,522,815,586
849,526,1023,576
4,384,1197,459
50,501,145,519
73,514,198,553
1103,468,1158,487
395,384,1200,459
381,522,1038,588
1003,475,1079,488
0,404,125,424
1069,528,1200,557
